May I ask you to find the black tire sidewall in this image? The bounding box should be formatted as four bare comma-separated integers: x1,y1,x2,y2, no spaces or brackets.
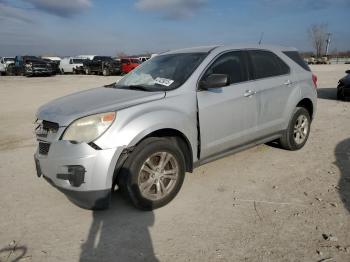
287,107,311,150
122,138,186,210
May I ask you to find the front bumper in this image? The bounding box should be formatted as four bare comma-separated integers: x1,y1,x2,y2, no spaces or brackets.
26,67,53,76
34,140,124,209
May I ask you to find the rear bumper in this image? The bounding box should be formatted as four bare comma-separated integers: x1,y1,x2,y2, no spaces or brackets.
34,141,125,209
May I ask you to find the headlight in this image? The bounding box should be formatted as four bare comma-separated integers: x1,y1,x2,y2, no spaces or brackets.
62,112,116,143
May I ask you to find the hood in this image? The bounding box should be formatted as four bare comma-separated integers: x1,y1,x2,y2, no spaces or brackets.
36,87,166,126
340,74,350,85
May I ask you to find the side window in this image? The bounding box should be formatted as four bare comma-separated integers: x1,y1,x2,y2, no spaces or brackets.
249,50,290,80
202,51,248,85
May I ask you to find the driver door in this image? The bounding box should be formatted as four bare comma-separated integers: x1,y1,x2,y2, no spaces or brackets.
197,51,259,159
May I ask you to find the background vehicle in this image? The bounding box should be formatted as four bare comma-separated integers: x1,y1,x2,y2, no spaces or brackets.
337,69,350,100
60,57,86,74
7,56,53,77
83,56,121,76
121,57,140,74
0,57,15,75
34,45,317,210
42,57,61,74
306,57,316,64
316,56,331,64
139,56,150,63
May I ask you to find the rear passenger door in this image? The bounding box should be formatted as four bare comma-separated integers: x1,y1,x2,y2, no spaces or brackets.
248,50,294,137
197,51,259,159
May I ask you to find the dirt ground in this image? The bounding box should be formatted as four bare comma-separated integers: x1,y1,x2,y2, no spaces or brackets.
0,65,349,262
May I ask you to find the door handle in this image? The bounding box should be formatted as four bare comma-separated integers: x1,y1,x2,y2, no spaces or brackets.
244,90,256,97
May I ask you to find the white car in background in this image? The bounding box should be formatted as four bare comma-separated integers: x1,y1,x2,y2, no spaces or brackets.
41,56,61,62
60,57,86,74
0,57,15,75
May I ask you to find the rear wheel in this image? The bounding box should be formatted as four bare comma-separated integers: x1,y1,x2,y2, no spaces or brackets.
103,68,109,76
85,68,91,75
279,107,311,150
119,137,186,210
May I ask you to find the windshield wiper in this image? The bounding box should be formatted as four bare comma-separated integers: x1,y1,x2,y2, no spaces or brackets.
115,85,150,91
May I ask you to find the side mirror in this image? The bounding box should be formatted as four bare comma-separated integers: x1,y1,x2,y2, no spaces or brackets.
199,74,229,90
346,70,350,74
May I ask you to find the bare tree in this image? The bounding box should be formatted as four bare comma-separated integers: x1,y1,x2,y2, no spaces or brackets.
308,24,328,58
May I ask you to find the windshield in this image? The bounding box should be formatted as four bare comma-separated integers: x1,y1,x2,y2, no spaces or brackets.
72,59,85,64
94,56,112,61
4,58,14,62
116,52,207,91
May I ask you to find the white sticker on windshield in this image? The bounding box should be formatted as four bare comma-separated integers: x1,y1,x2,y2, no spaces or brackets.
155,77,174,87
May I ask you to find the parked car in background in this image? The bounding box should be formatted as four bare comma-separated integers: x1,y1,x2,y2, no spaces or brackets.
34,45,317,210
42,56,61,74
77,55,95,61
139,56,150,63
83,56,121,76
121,57,140,74
0,57,15,75
337,69,350,100
316,56,331,64
7,56,53,77
60,57,86,74
306,57,316,64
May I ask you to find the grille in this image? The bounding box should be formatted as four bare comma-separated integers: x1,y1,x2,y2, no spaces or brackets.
39,142,51,155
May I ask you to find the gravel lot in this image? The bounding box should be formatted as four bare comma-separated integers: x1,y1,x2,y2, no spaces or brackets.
0,65,349,262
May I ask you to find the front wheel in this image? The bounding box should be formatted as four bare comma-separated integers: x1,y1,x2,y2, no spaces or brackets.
119,137,186,210
279,107,311,151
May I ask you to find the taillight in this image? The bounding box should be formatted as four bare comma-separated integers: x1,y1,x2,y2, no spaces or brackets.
312,74,317,88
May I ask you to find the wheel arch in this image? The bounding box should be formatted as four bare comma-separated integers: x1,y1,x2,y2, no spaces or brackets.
112,128,194,189
141,128,194,173
296,98,314,120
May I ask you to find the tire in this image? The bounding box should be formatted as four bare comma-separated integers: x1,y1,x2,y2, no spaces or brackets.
337,86,345,100
61,69,65,75
279,107,311,151
72,69,77,75
103,68,109,76
119,137,186,210
85,68,91,75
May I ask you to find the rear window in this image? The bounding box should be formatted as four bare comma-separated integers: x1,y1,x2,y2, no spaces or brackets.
249,50,290,80
283,51,311,71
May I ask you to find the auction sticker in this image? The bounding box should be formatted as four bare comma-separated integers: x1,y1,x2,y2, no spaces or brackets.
155,77,174,87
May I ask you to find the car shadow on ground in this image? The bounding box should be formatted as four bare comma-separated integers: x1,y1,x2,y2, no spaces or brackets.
335,138,350,214
317,87,338,100
79,192,158,262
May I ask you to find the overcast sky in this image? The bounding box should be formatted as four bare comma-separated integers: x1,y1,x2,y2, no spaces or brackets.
0,0,349,56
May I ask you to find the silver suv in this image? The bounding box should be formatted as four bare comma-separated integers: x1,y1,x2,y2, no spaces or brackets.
34,45,317,210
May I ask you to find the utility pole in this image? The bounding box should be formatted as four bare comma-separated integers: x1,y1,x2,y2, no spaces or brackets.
325,33,332,56
258,32,264,45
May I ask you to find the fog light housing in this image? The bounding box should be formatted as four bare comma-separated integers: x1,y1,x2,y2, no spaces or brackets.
57,165,86,187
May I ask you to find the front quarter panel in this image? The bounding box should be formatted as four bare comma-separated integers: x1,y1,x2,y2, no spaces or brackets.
94,89,198,161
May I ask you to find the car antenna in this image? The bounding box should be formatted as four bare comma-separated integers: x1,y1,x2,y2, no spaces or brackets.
258,32,264,45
